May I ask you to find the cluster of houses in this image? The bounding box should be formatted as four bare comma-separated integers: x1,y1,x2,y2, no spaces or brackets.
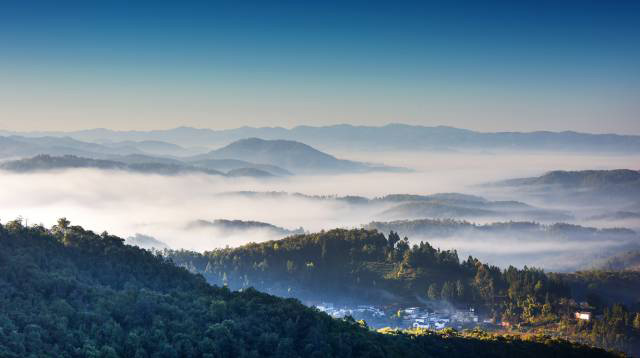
315,300,595,330
403,307,479,330
314,303,386,320
313,302,481,330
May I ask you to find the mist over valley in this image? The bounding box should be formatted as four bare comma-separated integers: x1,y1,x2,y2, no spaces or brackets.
4,3,640,355
1,134,637,271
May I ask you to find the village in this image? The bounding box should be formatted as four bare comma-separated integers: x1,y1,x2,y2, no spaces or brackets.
312,302,483,330
312,299,597,331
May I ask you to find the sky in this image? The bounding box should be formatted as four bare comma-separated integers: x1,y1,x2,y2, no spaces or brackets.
1,0,639,134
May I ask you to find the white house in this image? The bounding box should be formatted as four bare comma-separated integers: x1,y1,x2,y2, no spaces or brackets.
575,311,592,321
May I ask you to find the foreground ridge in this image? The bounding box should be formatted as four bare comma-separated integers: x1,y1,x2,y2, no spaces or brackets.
0,219,619,357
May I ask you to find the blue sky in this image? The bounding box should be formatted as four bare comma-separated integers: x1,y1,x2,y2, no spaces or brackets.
1,0,639,133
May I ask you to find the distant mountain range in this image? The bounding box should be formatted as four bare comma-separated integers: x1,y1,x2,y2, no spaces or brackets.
187,219,304,237
591,250,640,272
0,135,148,159
366,219,640,272
587,211,640,222
98,139,196,156
218,191,572,223
0,154,281,178
489,169,640,204
376,193,563,220
496,169,640,188
3,124,640,152
0,136,402,174
125,233,170,250
377,200,571,222
189,158,292,176
366,219,637,243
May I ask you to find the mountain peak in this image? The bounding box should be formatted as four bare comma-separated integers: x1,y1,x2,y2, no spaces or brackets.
191,137,371,173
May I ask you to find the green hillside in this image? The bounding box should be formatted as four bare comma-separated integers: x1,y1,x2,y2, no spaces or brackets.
167,229,640,355
0,219,618,357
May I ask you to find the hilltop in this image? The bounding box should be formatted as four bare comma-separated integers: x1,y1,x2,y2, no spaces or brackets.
189,138,401,174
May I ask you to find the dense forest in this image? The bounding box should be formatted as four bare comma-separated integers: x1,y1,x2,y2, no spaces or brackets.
0,219,618,357
166,229,640,355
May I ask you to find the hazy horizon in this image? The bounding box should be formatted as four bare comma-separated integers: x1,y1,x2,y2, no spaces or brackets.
2,122,640,137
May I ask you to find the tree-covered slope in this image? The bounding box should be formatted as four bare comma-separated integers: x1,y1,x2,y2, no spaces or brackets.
167,229,640,355
168,229,579,306
0,220,616,357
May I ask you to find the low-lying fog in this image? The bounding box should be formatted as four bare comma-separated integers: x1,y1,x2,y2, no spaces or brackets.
1,151,638,271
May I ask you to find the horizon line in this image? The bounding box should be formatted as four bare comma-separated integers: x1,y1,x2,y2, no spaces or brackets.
1,123,638,137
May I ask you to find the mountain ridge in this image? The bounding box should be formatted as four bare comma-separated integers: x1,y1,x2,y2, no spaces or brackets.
0,154,282,178
4,124,640,152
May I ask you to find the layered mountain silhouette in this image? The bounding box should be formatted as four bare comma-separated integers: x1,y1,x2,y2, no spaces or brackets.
187,219,304,237
6,124,640,152
0,135,403,174
490,169,640,204
0,154,278,178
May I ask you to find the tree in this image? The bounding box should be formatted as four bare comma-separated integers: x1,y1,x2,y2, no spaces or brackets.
427,283,440,300
633,313,640,330
388,231,401,249
474,265,495,303
286,260,296,273
54,217,70,233
441,281,455,301
455,280,465,300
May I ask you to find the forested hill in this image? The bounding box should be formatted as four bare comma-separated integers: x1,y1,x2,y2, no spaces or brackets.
167,229,640,355
167,229,569,306
0,220,615,357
